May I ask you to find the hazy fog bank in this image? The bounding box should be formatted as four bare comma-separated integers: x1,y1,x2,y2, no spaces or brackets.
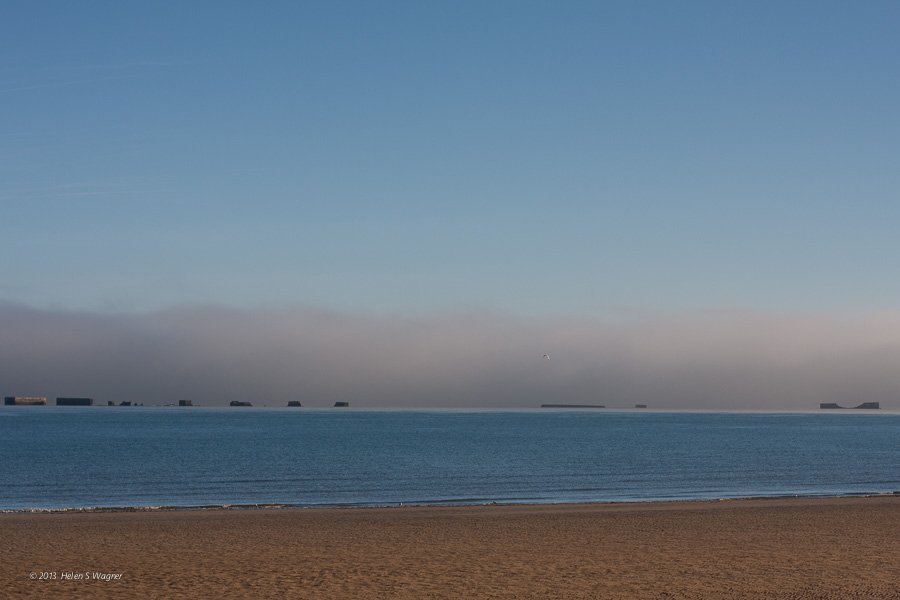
1,302,898,409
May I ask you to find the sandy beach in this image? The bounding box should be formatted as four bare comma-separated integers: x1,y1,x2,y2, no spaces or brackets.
3,497,900,599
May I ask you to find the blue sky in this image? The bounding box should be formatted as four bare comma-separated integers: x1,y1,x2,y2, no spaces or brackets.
3,1,900,316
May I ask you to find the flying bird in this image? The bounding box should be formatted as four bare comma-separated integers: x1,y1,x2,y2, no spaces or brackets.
542,354,550,360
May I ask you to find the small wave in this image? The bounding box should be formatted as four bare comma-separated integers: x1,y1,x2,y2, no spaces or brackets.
4,491,900,515
0,502,297,514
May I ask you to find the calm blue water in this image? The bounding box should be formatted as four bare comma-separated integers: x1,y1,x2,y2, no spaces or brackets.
2,408,899,511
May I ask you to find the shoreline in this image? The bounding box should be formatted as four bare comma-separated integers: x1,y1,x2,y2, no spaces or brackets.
5,493,899,515
4,489,900,514
4,495,900,598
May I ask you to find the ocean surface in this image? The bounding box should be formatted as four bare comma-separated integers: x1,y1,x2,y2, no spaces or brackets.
2,408,899,511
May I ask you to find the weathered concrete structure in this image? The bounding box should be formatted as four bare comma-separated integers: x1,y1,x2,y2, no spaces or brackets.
820,402,881,410
4,397,46,406
541,404,606,408
854,402,880,409
56,397,93,406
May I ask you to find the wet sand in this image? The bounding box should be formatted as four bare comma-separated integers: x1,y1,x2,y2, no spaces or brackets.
3,497,900,599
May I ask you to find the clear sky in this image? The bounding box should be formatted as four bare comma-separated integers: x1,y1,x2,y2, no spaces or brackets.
2,2,900,408
4,1,899,315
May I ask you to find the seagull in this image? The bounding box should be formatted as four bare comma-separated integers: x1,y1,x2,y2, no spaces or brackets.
542,354,550,360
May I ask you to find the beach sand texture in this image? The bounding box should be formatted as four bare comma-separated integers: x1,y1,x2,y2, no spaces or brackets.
3,497,900,599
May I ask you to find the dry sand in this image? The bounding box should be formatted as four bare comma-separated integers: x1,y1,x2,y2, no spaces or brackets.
3,497,900,599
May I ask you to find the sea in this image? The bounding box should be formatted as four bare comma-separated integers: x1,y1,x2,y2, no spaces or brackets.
2,408,899,512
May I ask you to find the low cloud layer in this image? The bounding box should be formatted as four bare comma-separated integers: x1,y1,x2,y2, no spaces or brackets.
1,302,899,410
